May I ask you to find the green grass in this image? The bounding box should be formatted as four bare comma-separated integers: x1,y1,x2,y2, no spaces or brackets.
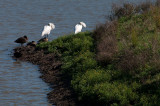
37,4,160,106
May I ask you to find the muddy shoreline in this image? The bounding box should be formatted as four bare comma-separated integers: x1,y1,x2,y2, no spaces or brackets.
13,46,81,106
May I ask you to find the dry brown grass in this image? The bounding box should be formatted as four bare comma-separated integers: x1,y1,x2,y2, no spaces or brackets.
108,1,155,21
116,49,151,75
93,21,118,64
94,0,160,73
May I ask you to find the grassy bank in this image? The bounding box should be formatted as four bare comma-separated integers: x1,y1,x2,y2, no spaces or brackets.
37,1,160,105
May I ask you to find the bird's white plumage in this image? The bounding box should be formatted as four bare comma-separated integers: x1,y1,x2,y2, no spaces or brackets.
75,24,83,34
41,23,55,37
49,23,55,30
41,25,51,36
75,22,86,34
80,22,86,28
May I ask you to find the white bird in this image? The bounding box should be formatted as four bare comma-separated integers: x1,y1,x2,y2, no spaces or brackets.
75,22,86,34
41,23,55,38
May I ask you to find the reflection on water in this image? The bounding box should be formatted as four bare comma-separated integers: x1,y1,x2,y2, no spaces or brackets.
0,0,153,105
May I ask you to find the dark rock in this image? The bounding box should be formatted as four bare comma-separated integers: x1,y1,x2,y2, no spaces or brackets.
27,41,36,47
14,51,22,58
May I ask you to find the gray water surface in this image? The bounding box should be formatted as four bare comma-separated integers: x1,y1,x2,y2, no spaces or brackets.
0,0,153,105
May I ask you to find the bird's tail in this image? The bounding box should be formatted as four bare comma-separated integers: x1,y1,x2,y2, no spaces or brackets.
41,32,44,37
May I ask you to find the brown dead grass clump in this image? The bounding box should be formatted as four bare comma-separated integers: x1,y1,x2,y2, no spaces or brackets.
116,49,151,75
111,3,135,20
93,21,118,64
94,0,160,73
109,1,154,21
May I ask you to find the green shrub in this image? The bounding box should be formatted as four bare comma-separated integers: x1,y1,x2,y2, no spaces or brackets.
72,69,112,101
94,82,138,105
37,2,160,105
61,51,97,76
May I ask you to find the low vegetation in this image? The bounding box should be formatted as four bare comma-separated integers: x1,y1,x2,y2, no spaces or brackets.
37,1,160,105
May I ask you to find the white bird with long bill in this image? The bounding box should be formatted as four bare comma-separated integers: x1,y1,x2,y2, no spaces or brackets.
41,23,55,38
75,22,86,34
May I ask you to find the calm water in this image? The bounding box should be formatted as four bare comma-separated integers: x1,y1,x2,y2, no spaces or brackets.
0,0,152,105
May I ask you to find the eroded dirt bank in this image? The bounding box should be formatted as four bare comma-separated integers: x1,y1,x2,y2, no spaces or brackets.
13,46,80,106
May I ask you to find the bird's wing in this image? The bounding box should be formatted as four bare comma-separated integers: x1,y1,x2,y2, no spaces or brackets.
80,22,86,27
15,37,26,43
41,25,51,36
49,23,55,29
15,38,21,43
75,24,82,34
